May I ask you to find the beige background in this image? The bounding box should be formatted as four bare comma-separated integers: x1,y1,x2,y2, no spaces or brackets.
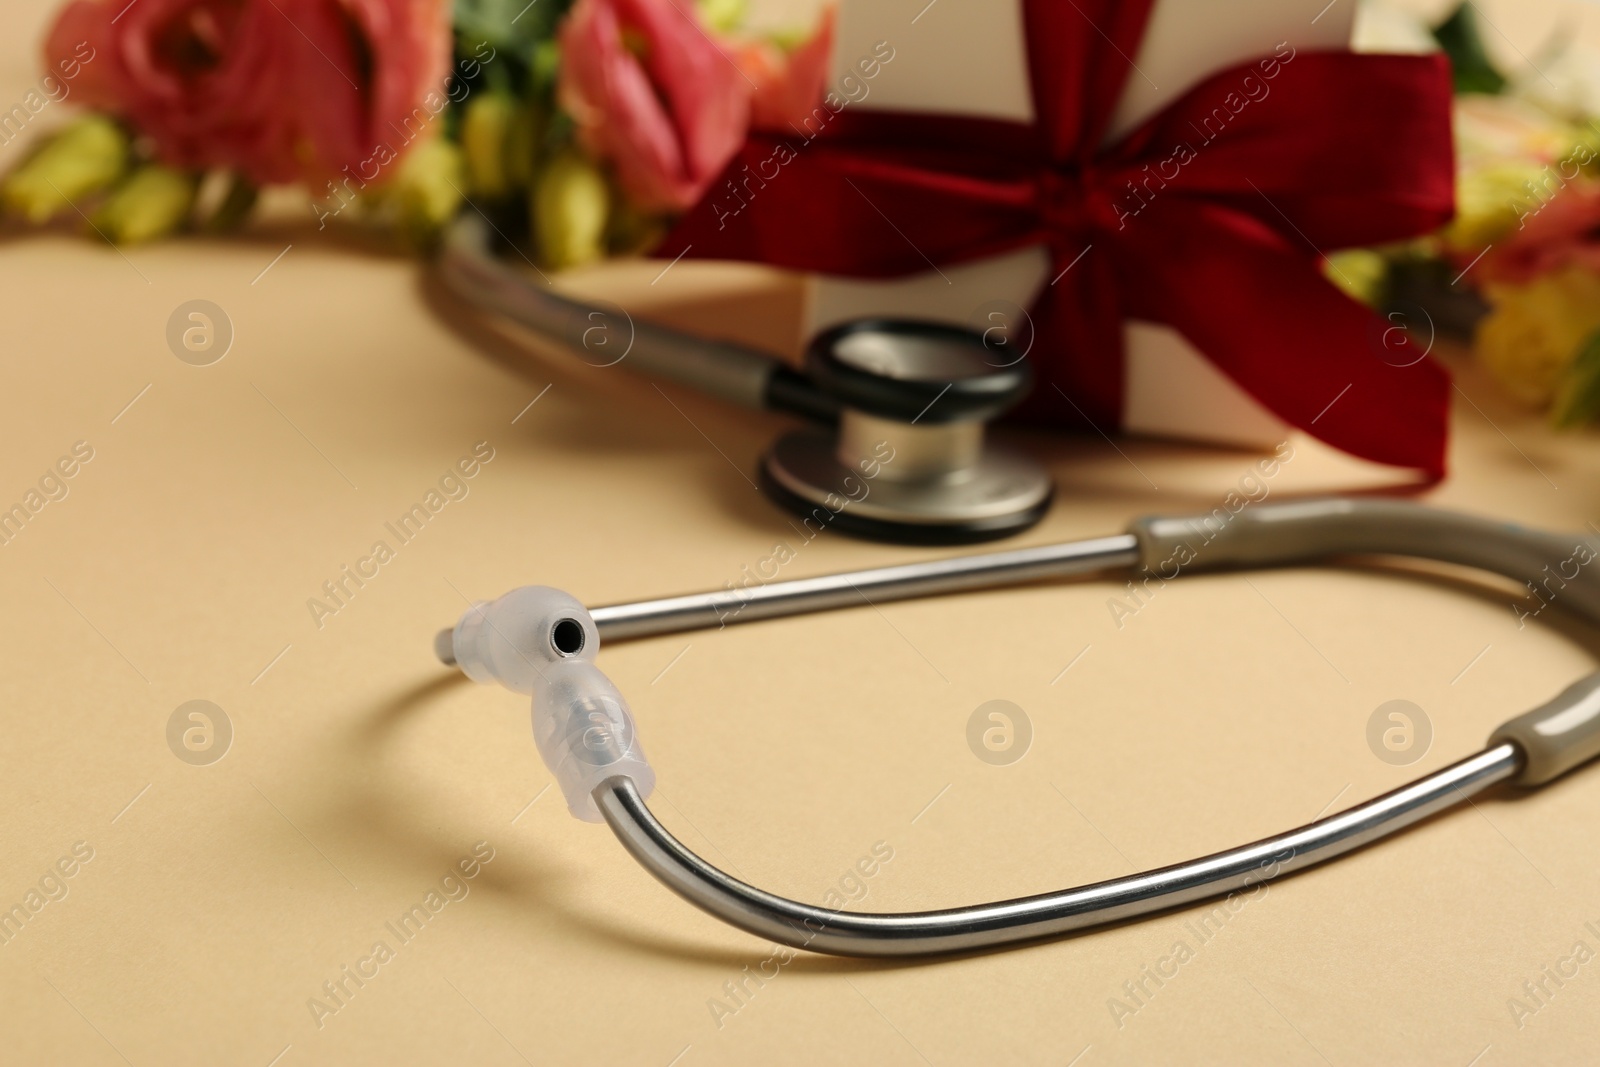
3,0,1600,1063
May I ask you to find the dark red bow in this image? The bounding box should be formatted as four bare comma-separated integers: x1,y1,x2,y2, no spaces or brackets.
657,0,1457,476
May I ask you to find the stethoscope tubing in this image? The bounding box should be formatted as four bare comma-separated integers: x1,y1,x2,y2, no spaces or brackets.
551,498,1600,956
595,745,1520,957
437,215,836,422
589,533,1141,640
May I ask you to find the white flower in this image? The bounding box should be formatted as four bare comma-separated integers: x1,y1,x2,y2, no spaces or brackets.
1352,0,1439,55
1511,42,1600,122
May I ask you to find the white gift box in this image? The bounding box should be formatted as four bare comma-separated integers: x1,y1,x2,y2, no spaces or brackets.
803,0,1356,448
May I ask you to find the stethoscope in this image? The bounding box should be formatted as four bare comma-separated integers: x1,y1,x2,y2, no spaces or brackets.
435,496,1600,957
437,215,1054,544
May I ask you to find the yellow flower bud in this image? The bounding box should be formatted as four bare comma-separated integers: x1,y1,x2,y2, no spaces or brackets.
462,91,518,199
696,0,746,34
534,151,609,270
378,138,466,248
95,165,197,244
1475,267,1600,408
1444,161,1551,254
1322,248,1388,307
2,114,128,223
1552,332,1600,429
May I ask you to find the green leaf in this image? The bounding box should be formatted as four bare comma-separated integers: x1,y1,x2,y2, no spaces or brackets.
205,173,258,232
1432,3,1507,95
462,91,519,198
454,0,575,53
1551,328,1600,429
532,150,609,269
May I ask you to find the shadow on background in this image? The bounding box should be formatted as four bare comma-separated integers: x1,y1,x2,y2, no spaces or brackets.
294,547,1600,977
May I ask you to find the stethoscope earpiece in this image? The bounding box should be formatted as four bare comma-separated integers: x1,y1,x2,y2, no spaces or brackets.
760,320,1054,544
441,587,654,823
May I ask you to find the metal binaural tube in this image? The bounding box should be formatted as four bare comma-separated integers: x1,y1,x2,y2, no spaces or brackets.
595,743,1522,957
588,534,1140,641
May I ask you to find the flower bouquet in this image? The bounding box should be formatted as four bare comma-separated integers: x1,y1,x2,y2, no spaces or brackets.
0,0,830,263
1339,2,1600,426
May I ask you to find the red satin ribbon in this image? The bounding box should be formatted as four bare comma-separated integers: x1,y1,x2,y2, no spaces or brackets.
657,0,1457,476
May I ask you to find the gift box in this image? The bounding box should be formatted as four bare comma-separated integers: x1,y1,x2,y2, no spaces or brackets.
660,0,1457,476
804,0,1355,450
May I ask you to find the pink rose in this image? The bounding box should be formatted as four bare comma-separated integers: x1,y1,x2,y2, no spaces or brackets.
558,0,749,212
728,7,835,133
1481,182,1600,286
42,0,451,186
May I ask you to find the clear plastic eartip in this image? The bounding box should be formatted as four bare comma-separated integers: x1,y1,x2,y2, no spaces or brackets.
448,586,599,694
531,661,654,822
442,586,654,820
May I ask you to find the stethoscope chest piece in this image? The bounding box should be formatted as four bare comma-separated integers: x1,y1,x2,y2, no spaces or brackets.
760,320,1054,544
